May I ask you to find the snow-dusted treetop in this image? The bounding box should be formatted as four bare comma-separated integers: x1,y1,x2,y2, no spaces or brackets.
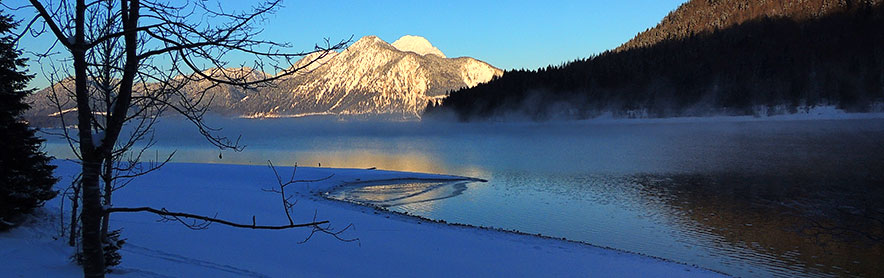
391,35,446,58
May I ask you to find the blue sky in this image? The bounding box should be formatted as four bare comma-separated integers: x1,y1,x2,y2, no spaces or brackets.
11,0,688,88
256,0,687,69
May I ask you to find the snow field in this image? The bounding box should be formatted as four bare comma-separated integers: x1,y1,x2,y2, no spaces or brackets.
1,161,726,277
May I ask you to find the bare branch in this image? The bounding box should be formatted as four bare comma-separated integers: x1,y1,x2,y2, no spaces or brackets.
105,207,329,230
264,161,354,243
300,211,359,244
85,23,164,49
28,0,72,49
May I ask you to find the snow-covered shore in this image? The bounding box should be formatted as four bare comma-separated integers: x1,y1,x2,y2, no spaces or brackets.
1,160,726,277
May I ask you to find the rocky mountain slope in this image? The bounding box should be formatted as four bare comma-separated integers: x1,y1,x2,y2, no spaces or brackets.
230,35,501,119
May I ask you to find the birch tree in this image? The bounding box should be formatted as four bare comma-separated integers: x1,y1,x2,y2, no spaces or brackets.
12,0,348,276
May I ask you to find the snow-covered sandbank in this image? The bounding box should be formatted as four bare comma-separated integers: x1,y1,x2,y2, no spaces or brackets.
1,161,726,277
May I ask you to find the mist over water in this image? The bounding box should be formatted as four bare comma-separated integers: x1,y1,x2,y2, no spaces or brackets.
43,116,884,277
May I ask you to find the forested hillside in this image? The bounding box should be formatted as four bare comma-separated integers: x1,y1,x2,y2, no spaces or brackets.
618,0,877,52
428,0,884,121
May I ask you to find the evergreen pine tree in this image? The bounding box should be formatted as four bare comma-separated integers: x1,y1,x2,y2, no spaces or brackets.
0,10,58,230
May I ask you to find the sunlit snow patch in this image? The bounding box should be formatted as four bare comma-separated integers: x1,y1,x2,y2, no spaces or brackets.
325,179,469,208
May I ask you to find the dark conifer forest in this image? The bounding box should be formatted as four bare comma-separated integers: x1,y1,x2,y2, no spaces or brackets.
428,0,884,121
0,11,57,230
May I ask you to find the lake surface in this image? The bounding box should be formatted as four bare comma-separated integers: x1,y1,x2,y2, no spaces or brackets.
43,117,884,277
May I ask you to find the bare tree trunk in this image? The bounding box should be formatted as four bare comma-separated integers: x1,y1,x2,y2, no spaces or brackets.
101,157,113,242
69,180,80,246
80,159,105,278
71,0,104,275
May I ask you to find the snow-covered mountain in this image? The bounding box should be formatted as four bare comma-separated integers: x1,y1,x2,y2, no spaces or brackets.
181,35,500,119
226,35,501,119
26,35,502,124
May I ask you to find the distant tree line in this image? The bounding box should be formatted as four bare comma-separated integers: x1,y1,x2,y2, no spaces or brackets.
428,2,884,121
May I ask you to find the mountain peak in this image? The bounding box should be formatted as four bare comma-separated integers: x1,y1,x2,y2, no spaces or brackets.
350,35,391,49
391,35,446,58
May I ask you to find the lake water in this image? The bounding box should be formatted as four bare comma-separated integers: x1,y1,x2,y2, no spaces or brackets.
43,117,884,277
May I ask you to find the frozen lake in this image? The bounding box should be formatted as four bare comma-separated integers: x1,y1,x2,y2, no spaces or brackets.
44,117,884,277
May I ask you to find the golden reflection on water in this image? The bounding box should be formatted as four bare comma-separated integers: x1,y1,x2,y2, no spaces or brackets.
50,143,489,177
294,150,449,173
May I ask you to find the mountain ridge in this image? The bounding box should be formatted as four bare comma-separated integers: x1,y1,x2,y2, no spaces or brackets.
230,35,501,119
25,35,502,125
